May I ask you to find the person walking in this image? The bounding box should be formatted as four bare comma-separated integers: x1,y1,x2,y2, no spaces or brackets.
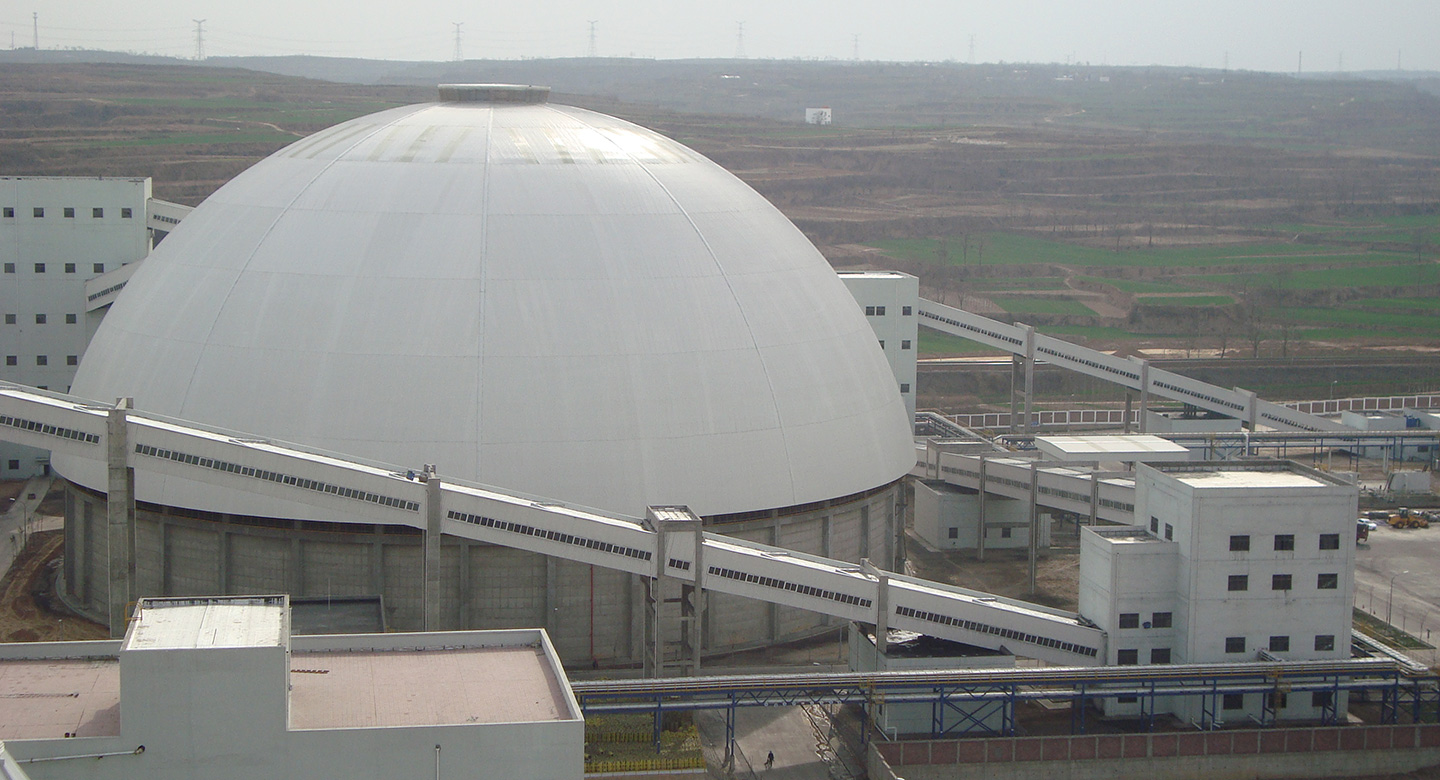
765,751,774,770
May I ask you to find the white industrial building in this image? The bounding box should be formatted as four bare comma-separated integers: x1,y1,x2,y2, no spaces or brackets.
0,595,582,780
911,479,1045,551
0,177,153,477
49,84,915,664
1080,460,1357,724
840,271,919,421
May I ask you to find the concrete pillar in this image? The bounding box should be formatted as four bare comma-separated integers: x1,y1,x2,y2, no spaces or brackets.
1028,461,1039,596
1089,469,1100,526
157,522,170,595
370,526,385,605
458,540,472,629
217,521,230,595
544,555,559,638
628,573,645,664
1138,360,1151,433
287,524,303,596
106,398,135,637
862,558,888,656
1023,325,1036,434
1124,392,1135,434
976,456,988,561
423,464,442,631
768,513,781,642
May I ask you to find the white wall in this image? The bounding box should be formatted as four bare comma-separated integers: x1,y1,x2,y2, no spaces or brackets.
841,272,919,421
0,177,152,477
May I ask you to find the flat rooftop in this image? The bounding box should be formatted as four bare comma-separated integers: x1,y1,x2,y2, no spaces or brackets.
125,596,286,650
1035,434,1190,462
288,645,574,729
0,657,120,740
1172,469,1328,490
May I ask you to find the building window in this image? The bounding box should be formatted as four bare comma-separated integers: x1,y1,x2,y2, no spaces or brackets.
1269,635,1290,652
1228,575,1248,591
33,263,45,274
2,263,12,274
1163,523,1173,540
121,207,133,218
93,263,105,274
901,305,912,316
4,356,15,366
876,305,887,315
1225,636,1246,654
899,383,910,393
1315,635,1335,652
3,314,12,325
66,355,78,366
1116,649,1138,665
1230,535,1250,551
1118,613,1140,629
878,340,885,349
1317,573,1338,590
64,262,76,273
35,355,47,366
92,207,104,218
1223,693,1245,710
1270,692,1288,710
1312,692,1333,708
1150,516,1159,533
1319,533,1340,550
1274,534,1294,551
901,340,911,350
1117,696,1138,704
33,207,43,218
63,207,75,218
1,207,11,218
1272,574,1292,591
947,527,958,539
1152,612,1172,628
34,314,45,324
1150,648,1171,664
6,460,17,470
65,313,77,324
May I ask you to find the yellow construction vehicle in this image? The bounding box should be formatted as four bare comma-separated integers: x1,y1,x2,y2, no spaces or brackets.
1388,507,1431,529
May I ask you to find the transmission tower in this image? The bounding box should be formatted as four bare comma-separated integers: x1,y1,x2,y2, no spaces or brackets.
452,22,463,62
587,20,598,58
32,12,37,50
192,19,205,61
734,22,745,59
968,34,975,64
851,34,859,61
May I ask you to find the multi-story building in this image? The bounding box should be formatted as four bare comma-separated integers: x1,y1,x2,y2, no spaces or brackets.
0,177,155,477
840,271,919,421
1080,460,1357,725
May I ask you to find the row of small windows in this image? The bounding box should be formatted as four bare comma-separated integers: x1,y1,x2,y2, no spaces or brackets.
896,604,1100,657
1227,573,1339,591
943,465,1134,514
1116,648,1170,665
1151,378,1245,413
918,310,1024,347
2,206,132,219
4,355,78,366
448,509,652,562
1150,517,1175,540
3,262,107,274
877,339,913,350
1035,345,1139,382
863,305,914,317
707,565,872,609
134,443,421,512
1117,611,1172,629
1226,634,1335,653
1230,533,1341,552
0,414,100,444
5,314,79,324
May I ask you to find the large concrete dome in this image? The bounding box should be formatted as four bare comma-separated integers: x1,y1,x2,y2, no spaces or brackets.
57,87,912,521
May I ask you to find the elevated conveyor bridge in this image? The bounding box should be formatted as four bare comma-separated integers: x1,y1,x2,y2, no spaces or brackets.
0,382,1104,667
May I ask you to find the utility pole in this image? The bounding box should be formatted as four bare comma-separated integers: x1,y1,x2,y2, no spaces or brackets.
734,21,745,59
452,22,462,62
587,20,598,58
192,19,205,61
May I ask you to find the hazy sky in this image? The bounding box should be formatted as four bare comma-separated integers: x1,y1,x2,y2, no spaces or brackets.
3,0,1437,73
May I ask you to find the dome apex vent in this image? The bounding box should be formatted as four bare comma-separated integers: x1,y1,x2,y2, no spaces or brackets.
438,83,550,104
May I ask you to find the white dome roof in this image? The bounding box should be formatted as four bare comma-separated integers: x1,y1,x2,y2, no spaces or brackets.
57,94,912,520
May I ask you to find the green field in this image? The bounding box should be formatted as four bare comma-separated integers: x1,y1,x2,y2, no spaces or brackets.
1270,306,1440,335
1076,276,1199,293
917,328,1001,356
869,233,1413,270
1345,297,1440,312
76,130,299,148
1195,263,1440,290
971,277,1069,291
990,296,1097,316
1136,295,1237,307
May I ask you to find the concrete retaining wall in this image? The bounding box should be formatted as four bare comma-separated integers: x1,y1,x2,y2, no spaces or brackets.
63,481,898,667
875,724,1440,780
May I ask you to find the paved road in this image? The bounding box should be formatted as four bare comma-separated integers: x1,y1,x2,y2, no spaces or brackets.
0,476,54,581
1354,519,1440,667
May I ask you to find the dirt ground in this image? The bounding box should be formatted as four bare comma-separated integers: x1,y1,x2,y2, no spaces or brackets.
0,529,107,643
904,525,1082,611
